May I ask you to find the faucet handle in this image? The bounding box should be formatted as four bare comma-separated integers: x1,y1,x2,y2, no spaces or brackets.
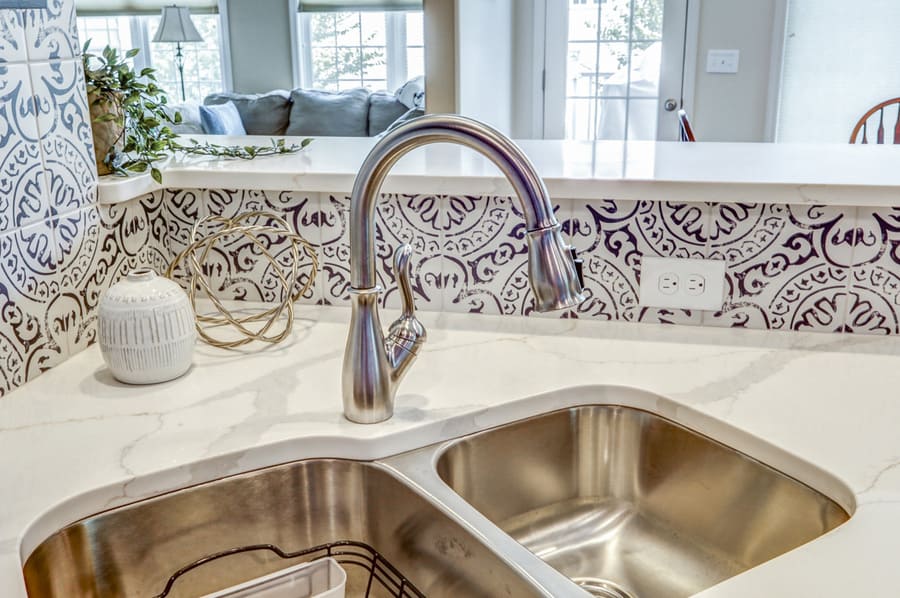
386,244,426,382
394,243,417,319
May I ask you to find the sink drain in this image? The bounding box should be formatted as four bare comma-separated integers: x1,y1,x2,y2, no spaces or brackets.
572,577,637,598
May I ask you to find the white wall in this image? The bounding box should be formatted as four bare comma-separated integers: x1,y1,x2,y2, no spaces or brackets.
455,0,513,133
510,0,544,138
424,0,457,113
689,0,779,142
777,0,900,144
225,0,295,93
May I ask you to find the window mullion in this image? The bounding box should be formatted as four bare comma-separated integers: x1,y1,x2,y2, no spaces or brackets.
385,12,406,91
130,16,152,73
298,13,314,88
622,0,636,141
357,13,363,88
591,1,602,140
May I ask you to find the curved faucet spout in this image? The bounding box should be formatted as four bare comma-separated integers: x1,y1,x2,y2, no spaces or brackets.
351,114,566,289
342,114,585,423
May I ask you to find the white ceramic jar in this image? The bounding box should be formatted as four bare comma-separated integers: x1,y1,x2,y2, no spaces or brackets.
98,268,196,384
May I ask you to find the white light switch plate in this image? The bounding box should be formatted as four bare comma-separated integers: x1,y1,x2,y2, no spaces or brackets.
639,257,726,311
706,49,740,73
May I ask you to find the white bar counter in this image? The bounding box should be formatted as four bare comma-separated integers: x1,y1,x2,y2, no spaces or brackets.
98,136,900,206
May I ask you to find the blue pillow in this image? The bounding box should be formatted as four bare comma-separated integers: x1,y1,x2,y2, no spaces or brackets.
199,101,247,135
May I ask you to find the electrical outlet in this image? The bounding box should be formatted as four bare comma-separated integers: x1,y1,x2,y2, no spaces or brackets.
685,274,705,296
658,273,679,295
640,257,725,310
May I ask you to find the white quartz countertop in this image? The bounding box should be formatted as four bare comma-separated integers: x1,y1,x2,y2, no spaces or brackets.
3,307,900,597
98,136,900,207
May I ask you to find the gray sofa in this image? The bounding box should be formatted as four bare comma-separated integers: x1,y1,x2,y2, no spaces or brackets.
174,85,422,137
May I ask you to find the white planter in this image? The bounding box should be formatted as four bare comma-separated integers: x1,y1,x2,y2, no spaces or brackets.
98,268,196,385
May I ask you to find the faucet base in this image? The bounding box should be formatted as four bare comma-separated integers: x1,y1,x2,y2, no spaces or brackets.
342,287,395,424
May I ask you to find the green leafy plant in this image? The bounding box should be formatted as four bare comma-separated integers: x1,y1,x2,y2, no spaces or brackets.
83,43,312,184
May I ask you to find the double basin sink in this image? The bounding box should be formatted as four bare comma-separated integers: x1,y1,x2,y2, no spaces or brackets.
23,392,850,597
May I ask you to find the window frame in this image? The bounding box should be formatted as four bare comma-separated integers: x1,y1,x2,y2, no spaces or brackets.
76,10,227,102
294,9,420,92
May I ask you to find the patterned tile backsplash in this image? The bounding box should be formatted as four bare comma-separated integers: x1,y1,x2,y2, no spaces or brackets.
146,189,900,340
1,0,101,396
2,0,900,398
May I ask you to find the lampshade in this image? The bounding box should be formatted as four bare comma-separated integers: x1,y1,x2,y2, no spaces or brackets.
152,6,203,43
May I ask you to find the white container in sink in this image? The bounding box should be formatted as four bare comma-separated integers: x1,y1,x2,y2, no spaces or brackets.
202,558,347,598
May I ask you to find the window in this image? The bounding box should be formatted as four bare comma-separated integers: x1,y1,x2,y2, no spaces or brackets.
77,13,223,103
564,0,664,140
297,10,424,92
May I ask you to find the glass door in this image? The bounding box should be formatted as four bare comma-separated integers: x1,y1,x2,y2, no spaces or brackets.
546,0,689,141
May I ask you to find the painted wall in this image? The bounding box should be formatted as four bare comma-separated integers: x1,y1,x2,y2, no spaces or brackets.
689,0,780,142
224,0,294,93
423,0,456,113
510,0,544,139
456,0,513,134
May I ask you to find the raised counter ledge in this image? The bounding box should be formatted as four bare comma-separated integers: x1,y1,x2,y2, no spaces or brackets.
3,307,900,597
98,136,900,206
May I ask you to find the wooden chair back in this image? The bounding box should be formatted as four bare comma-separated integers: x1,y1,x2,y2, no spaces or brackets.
678,109,696,142
850,98,900,143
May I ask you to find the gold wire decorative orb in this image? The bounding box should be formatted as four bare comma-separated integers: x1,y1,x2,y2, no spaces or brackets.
165,211,318,349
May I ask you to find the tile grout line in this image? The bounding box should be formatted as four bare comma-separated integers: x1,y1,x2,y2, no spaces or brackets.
837,205,862,334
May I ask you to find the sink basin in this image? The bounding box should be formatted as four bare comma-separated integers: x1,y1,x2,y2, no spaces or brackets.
23,459,544,598
435,406,850,598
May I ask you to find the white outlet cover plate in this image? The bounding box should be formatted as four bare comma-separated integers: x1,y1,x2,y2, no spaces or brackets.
639,256,726,311
706,49,740,73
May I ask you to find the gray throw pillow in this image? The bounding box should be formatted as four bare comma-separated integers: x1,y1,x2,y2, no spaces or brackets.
204,90,292,135
164,102,205,135
286,88,369,137
199,102,247,135
368,91,408,136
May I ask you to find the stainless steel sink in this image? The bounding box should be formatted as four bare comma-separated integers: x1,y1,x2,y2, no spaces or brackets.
23,459,545,598
21,399,852,598
435,406,850,598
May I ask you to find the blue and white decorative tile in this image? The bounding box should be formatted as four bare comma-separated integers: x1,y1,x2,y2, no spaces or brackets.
23,0,79,61
54,194,169,356
30,58,96,215
377,193,442,311
134,190,170,275
0,217,66,395
0,9,27,64
318,193,350,305
439,196,570,318
843,265,900,335
55,205,116,354
704,203,855,331
202,189,321,305
0,61,49,229
565,199,709,324
319,193,441,311
841,207,900,334
441,195,547,316
162,188,207,288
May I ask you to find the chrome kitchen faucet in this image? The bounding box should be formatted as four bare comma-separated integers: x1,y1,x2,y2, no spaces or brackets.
342,114,585,423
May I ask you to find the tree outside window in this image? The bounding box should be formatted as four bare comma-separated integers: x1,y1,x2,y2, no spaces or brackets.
301,10,424,93
565,0,664,140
